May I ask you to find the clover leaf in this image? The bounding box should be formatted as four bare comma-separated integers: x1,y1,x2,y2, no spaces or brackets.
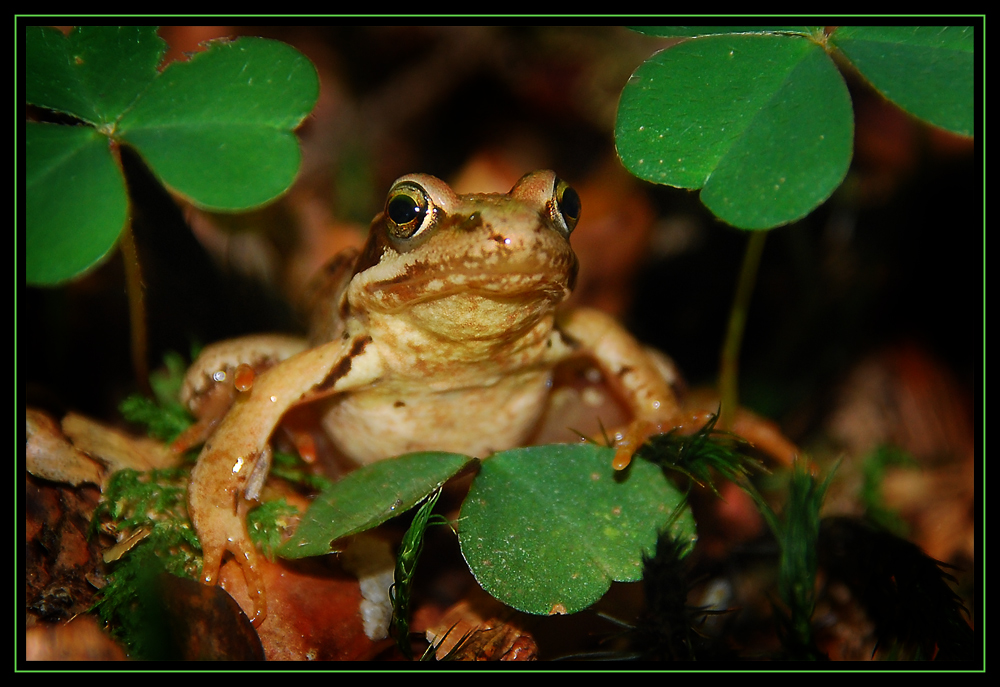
616,26,974,230
279,452,475,560
458,444,696,616
25,26,320,285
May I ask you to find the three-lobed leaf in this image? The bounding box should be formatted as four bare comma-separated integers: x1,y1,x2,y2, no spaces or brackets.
277,443,696,617
458,444,696,616
616,25,974,231
25,26,320,285
616,32,853,230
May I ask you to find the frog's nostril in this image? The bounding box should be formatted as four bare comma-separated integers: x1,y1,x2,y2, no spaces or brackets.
459,211,484,232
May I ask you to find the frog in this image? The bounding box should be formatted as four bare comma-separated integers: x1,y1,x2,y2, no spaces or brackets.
182,170,680,625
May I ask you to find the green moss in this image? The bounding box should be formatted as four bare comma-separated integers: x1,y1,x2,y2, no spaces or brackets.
638,411,765,496
270,450,333,492
247,498,301,562
118,349,195,443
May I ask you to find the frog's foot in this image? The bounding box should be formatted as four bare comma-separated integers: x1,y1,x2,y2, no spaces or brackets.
611,418,666,471
198,502,267,627
610,410,718,470
613,408,793,472
190,442,271,626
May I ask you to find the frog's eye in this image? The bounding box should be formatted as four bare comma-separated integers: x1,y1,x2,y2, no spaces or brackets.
552,179,581,236
385,182,436,240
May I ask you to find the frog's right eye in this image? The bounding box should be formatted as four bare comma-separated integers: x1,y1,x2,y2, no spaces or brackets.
385,182,436,240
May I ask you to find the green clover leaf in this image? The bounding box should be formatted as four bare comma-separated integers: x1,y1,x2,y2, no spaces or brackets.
25,26,319,285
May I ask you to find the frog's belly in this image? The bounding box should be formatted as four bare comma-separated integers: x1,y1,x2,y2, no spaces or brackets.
321,371,552,464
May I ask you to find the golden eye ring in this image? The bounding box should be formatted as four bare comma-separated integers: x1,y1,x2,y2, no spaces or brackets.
552,179,581,236
385,182,435,240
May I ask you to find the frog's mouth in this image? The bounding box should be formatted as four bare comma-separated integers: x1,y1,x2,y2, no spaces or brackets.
363,266,575,312
356,239,578,312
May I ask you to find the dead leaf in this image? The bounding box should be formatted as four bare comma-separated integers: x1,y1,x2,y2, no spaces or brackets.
426,590,538,661
218,554,388,661
26,408,103,488
61,412,183,479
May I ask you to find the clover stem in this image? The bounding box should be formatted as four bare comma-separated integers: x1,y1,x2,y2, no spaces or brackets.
119,221,151,394
112,140,151,395
718,229,767,429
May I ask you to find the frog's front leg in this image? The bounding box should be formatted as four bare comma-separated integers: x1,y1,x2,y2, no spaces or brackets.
188,334,381,625
556,308,680,470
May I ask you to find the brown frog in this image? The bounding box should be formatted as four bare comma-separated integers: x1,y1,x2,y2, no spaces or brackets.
182,171,679,624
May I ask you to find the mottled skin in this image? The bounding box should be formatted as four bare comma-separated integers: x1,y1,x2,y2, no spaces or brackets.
183,171,679,624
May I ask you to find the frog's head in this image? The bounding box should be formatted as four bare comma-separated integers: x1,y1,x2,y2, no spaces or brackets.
349,170,580,339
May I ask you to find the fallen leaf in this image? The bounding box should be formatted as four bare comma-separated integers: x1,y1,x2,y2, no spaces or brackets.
61,412,183,479
426,590,538,661
26,408,103,487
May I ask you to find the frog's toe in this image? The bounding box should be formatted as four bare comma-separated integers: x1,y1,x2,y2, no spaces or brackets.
200,542,224,586
200,533,268,626
611,418,667,470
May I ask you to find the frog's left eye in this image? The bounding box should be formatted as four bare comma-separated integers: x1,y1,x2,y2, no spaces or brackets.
552,179,581,236
385,182,436,240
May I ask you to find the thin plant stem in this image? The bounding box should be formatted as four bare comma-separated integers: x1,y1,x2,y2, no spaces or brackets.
718,230,767,429
119,221,150,395
111,141,150,394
